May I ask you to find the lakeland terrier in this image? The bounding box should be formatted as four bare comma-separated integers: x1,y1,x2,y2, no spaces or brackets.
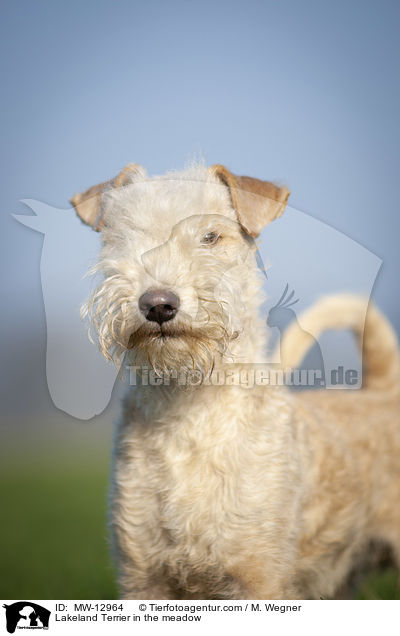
71,162,400,599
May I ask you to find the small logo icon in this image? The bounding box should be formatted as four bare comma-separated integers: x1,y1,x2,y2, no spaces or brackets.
267,284,326,388
3,602,51,633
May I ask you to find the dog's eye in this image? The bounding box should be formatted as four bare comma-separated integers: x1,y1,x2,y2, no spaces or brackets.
201,231,220,246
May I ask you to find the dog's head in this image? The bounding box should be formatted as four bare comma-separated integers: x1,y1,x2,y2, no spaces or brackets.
72,163,289,374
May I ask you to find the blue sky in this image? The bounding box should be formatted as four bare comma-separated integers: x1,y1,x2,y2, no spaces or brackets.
1,0,399,416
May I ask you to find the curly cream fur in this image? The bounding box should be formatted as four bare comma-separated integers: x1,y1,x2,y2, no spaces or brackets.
77,163,400,599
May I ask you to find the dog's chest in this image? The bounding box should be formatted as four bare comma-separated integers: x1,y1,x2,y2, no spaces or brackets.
153,410,244,546
115,385,294,586
124,388,264,547
149,429,251,585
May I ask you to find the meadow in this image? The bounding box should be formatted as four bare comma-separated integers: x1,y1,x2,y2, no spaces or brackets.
0,416,398,600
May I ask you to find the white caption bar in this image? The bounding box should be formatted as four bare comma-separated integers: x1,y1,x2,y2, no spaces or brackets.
1,599,399,635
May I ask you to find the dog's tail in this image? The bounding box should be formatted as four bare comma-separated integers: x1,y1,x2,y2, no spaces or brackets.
279,294,400,389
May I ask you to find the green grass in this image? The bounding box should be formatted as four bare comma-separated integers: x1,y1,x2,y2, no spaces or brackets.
355,567,400,600
0,444,117,599
0,430,398,600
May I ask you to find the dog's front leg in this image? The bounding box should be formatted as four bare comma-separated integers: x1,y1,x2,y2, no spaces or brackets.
117,564,175,600
228,555,299,600
110,509,176,599
111,525,175,600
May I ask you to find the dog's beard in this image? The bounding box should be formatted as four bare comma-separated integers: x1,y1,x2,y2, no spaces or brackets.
83,282,237,377
126,318,232,376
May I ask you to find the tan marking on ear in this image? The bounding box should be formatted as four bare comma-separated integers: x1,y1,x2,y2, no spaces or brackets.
211,164,290,237
113,163,142,188
70,163,144,231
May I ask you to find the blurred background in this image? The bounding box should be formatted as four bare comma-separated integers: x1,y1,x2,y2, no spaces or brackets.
1,0,399,599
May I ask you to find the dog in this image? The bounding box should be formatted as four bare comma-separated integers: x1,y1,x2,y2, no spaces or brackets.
71,162,400,599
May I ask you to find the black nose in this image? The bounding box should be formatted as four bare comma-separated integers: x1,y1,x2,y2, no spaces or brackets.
138,289,180,325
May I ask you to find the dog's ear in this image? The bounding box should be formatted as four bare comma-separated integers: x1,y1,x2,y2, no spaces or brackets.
211,164,290,237
70,163,145,231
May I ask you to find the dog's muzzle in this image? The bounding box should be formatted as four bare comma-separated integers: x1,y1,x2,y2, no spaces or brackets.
139,289,180,325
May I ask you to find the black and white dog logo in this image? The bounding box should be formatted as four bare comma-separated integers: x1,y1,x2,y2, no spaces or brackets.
3,602,50,633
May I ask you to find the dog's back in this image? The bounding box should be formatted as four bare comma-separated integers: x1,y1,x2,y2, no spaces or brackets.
282,296,400,596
